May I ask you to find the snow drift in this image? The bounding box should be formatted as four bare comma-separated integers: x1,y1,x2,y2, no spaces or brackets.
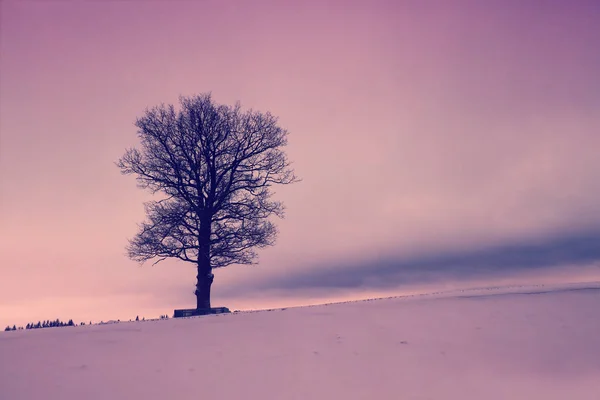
1,284,599,400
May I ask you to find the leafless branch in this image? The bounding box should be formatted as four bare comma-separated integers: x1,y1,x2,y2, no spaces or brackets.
117,93,298,272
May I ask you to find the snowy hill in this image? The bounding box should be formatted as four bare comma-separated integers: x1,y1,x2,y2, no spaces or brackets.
2,284,600,400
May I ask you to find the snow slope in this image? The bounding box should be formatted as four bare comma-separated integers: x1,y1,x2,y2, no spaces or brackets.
1,284,600,400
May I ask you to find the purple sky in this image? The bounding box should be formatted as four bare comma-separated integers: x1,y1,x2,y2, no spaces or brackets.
1,0,600,326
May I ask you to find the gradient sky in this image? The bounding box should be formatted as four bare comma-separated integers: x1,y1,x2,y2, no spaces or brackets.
1,0,600,326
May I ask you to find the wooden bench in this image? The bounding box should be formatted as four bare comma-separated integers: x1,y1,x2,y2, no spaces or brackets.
173,307,231,318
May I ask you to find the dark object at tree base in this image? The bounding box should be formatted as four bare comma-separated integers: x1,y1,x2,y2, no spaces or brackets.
173,307,231,318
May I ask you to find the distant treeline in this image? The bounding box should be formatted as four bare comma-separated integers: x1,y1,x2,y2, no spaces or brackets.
4,314,171,332
4,318,76,331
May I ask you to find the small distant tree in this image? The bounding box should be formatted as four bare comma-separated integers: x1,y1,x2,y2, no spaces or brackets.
68,319,74,326
4,326,10,332
12,325,16,331
135,316,139,322
117,93,298,309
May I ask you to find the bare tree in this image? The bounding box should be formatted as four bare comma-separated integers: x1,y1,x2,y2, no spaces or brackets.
117,93,298,309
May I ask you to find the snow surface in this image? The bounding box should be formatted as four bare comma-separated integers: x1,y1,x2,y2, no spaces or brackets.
1,283,600,400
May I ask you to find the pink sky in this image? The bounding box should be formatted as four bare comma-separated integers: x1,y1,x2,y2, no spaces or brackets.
1,0,600,326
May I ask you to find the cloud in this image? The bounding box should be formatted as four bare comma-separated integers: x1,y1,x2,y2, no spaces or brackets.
221,229,600,296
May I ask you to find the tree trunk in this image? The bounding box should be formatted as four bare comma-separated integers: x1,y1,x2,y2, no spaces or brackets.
196,216,213,310
195,269,213,310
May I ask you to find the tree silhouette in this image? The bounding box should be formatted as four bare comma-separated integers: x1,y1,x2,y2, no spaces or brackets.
117,93,298,309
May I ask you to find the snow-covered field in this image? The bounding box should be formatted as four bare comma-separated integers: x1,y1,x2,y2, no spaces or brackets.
2,283,600,400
